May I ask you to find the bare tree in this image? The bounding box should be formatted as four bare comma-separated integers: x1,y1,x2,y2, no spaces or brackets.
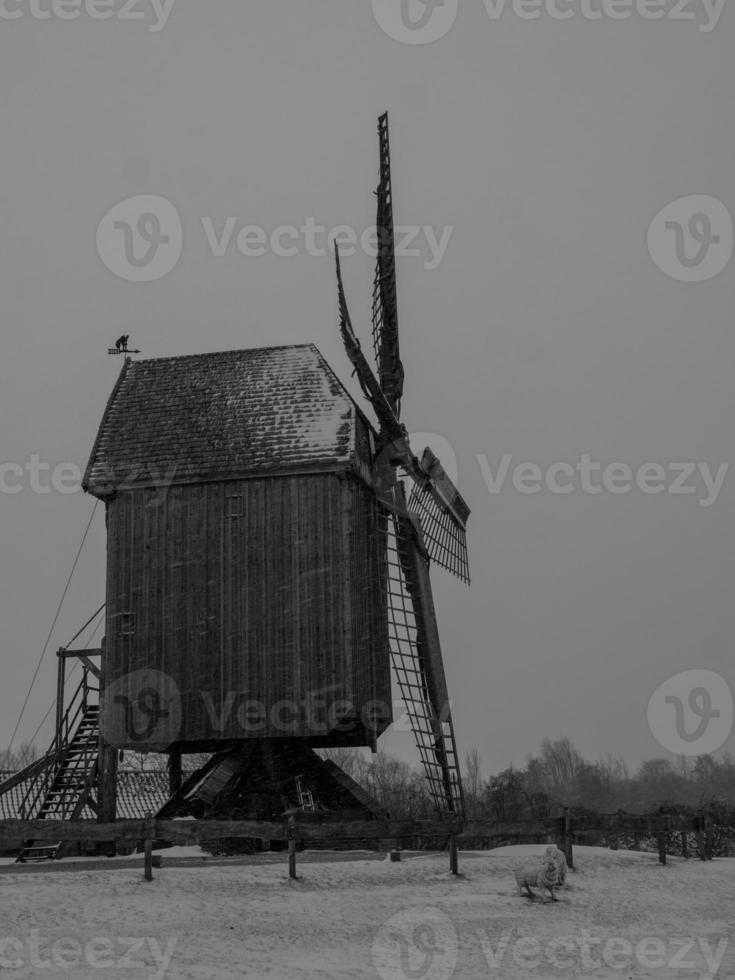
462,747,483,819
0,741,40,772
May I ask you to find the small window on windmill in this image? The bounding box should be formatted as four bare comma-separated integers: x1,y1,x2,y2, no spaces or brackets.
227,494,243,518
119,612,136,636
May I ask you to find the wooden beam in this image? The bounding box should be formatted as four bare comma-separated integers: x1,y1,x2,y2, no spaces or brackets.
168,748,183,797
0,820,146,843
57,648,102,661
0,814,708,849
143,813,155,881
288,816,298,880
449,836,459,875
77,655,102,678
0,817,464,845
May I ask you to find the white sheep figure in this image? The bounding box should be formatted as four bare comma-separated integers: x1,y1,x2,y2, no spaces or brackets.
544,844,568,886
514,854,559,902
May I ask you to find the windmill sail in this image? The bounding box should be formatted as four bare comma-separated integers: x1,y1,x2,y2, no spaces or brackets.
336,245,404,444
334,112,470,818
371,112,404,419
408,449,470,584
338,243,470,583
385,491,464,816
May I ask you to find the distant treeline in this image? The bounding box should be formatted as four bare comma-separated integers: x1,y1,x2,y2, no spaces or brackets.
3,735,734,829
323,736,735,824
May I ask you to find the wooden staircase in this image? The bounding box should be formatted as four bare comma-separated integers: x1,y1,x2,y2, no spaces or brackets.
14,670,100,863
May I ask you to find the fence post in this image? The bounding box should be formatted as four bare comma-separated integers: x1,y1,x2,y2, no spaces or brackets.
681,829,688,859
288,816,298,880
563,808,574,870
143,812,155,881
657,828,666,865
704,815,714,861
449,835,459,876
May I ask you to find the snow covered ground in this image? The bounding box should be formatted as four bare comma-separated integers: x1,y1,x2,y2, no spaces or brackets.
0,845,733,979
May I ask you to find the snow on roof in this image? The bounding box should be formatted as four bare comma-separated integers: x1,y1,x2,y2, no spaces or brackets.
0,769,186,822
84,344,365,495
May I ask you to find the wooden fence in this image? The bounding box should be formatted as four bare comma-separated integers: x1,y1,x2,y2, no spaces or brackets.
0,809,720,879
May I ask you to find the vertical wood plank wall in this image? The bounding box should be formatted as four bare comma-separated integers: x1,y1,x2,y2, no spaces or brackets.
103,473,390,746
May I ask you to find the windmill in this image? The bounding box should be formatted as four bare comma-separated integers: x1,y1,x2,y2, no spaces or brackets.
334,112,470,816
1,114,470,848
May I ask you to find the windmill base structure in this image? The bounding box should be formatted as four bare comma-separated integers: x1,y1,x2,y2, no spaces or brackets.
0,113,469,854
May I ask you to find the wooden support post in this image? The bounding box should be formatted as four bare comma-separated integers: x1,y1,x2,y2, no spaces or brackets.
98,643,118,828
55,650,66,745
144,812,155,881
98,739,118,826
563,808,574,870
168,748,183,797
657,831,666,865
681,830,688,859
449,835,459,876
288,816,297,880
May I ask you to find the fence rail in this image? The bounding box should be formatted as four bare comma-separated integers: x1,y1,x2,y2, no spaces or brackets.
0,809,720,878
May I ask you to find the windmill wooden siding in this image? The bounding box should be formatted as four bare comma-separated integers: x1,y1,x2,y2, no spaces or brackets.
104,474,389,746
85,345,391,751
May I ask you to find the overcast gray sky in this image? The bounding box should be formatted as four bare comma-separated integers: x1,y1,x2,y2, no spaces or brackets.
1,0,733,775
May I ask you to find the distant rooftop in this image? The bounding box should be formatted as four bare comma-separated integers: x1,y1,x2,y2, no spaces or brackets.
84,344,368,495
0,769,183,822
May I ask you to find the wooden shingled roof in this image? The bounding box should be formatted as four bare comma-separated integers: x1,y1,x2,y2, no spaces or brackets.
84,344,370,496
0,769,184,822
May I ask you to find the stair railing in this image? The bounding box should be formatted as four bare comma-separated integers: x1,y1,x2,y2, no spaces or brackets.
18,668,100,820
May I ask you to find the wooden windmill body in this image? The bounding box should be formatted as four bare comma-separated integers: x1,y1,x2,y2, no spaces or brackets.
84,345,391,754
5,114,470,840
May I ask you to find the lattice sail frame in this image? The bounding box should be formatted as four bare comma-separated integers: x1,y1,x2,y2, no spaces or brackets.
371,112,404,419
407,480,470,585
383,501,464,817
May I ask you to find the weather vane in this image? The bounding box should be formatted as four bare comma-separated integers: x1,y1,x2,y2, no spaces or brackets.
107,335,141,356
